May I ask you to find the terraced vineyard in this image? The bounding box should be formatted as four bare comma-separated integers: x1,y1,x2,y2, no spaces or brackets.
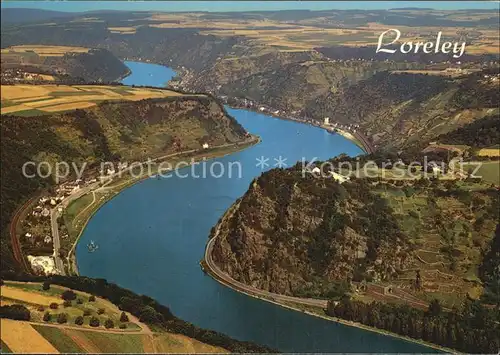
376,181,499,308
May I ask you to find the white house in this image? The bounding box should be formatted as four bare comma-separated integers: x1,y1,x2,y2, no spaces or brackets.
330,171,350,184
41,208,50,217
312,167,321,174
324,117,330,125
44,235,52,244
27,255,56,275
202,143,209,149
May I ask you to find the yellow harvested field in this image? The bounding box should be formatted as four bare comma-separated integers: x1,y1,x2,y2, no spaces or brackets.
23,95,105,108
108,26,137,34
38,74,56,81
478,148,500,157
1,45,89,57
41,101,97,112
1,84,191,115
14,95,53,103
1,104,32,114
0,285,62,306
1,319,59,353
2,85,51,100
149,333,228,353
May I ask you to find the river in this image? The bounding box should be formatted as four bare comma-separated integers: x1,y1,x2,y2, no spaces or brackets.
76,61,436,352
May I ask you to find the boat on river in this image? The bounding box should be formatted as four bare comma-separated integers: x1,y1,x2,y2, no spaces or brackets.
87,240,99,253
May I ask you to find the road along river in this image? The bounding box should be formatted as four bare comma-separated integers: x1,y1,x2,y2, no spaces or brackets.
76,61,437,352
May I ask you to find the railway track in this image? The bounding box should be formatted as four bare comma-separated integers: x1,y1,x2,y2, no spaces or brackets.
9,196,37,273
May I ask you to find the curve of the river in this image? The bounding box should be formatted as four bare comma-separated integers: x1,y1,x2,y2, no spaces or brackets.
76,61,436,352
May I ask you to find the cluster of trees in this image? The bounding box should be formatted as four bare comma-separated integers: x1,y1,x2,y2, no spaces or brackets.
0,304,30,321
479,224,500,306
2,274,277,353
326,296,500,353
437,114,500,148
450,70,500,110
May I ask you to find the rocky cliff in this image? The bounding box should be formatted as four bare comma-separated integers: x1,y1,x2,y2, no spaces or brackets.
211,166,412,296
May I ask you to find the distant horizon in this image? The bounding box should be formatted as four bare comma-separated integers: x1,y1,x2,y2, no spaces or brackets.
1,1,499,13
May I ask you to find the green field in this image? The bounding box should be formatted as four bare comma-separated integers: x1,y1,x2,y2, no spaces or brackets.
0,340,13,353
32,325,84,353
73,331,145,353
3,282,140,331
463,161,500,185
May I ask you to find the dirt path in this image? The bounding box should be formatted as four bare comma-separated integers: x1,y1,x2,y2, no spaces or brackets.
61,328,101,353
22,319,151,335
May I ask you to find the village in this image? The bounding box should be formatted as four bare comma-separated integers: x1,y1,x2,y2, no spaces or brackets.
20,177,94,275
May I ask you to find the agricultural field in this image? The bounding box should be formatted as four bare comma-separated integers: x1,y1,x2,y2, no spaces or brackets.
108,26,137,34
1,281,141,331
0,282,227,353
0,84,185,115
1,45,89,57
463,161,500,185
143,11,499,53
0,319,59,354
477,147,500,157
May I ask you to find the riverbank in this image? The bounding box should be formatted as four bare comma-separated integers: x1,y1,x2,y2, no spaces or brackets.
174,75,373,154
66,136,260,276
202,200,451,354
220,99,373,154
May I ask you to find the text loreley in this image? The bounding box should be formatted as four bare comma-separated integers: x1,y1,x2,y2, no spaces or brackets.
376,29,466,58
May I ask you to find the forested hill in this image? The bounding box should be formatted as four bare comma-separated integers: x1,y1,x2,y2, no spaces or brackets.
437,114,500,148
0,95,247,272
47,49,130,83
305,69,500,150
1,48,129,83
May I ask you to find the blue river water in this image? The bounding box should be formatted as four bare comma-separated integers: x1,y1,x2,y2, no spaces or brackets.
76,61,436,352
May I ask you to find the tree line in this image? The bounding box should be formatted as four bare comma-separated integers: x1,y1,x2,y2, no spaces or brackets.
326,296,500,353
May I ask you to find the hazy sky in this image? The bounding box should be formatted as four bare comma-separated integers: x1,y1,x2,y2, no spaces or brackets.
1,1,499,12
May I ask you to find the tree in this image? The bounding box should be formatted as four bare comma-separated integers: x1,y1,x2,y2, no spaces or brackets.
89,316,100,327
104,319,114,329
49,303,59,309
43,312,51,322
139,306,161,323
120,311,129,323
57,313,68,324
428,299,442,317
61,290,77,301
74,316,84,325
